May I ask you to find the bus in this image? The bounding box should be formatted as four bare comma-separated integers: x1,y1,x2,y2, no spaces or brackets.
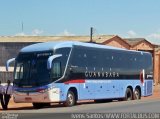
6,41,153,108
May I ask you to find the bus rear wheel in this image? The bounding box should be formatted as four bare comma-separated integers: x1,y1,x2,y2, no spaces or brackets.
124,88,133,101
64,91,76,107
134,88,141,100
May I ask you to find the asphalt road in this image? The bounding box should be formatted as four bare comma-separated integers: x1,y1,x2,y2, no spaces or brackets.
1,99,160,119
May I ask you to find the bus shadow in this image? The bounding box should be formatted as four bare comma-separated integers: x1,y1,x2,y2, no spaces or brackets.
50,100,114,108
0,100,115,111
0,106,34,111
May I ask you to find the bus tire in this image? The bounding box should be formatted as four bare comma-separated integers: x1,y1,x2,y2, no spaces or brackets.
64,91,76,107
124,88,133,101
134,88,141,100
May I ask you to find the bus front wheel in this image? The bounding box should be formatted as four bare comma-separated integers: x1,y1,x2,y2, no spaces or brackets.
64,91,76,107
124,88,133,101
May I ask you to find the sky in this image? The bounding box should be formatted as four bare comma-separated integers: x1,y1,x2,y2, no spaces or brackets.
0,0,160,44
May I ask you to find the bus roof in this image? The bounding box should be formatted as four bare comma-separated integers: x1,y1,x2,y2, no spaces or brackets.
20,41,150,55
20,41,125,53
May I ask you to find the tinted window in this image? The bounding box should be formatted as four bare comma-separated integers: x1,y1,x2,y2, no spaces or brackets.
51,62,62,80
55,48,71,73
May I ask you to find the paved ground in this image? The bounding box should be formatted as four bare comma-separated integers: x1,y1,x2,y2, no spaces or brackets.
0,85,159,111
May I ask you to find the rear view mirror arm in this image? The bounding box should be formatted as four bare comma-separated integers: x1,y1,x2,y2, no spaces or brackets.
6,58,15,71
47,54,62,69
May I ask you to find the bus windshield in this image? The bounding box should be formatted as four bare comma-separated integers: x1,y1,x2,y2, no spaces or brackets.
14,48,71,87
14,52,53,87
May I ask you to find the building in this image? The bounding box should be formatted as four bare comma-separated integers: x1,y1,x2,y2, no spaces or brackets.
0,35,159,84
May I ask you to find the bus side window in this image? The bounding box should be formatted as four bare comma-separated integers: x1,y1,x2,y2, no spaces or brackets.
15,63,23,79
51,62,62,79
19,65,23,79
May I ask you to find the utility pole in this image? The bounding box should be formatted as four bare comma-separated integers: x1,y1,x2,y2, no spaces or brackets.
90,27,93,42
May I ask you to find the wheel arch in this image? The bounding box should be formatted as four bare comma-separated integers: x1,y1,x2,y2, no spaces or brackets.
127,85,133,93
68,87,78,101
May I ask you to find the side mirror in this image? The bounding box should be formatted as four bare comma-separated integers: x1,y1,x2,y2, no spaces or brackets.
47,54,62,69
6,58,15,71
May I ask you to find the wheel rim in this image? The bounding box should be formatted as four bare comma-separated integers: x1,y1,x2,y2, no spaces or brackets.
134,90,139,99
68,93,74,105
